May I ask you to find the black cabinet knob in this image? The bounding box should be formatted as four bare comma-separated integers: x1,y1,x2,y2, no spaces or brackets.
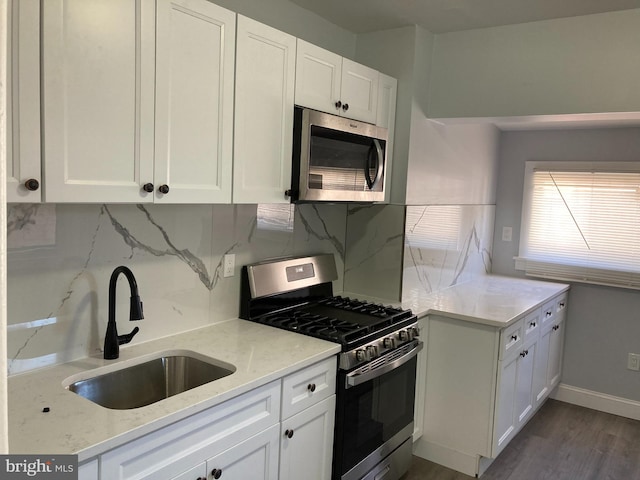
211,469,222,479
142,183,154,193
342,103,349,111
335,100,342,109
307,383,316,392
530,322,536,328
285,429,294,439
284,189,292,197
158,184,170,194
24,179,40,191
511,335,518,341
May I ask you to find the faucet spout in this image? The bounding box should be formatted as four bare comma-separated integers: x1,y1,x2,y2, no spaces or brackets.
104,266,144,360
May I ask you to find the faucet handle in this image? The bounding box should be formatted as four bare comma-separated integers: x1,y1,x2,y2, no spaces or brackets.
130,296,144,320
118,327,140,346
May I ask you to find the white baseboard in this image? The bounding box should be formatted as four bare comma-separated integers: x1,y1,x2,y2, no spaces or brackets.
552,383,640,421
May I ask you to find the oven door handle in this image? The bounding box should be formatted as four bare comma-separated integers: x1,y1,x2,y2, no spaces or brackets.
345,341,423,389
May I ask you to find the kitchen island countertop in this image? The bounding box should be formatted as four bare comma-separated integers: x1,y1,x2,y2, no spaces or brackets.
343,275,570,327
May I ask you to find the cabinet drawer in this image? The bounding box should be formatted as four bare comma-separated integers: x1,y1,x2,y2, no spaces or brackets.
540,299,556,332
500,320,523,360
282,356,336,419
523,308,541,341
555,294,568,319
101,380,281,480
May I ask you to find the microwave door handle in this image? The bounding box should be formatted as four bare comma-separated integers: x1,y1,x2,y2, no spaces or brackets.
365,144,375,189
371,139,384,188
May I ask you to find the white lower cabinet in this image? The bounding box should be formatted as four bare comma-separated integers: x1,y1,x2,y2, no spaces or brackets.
92,357,336,480
415,291,568,477
279,395,336,480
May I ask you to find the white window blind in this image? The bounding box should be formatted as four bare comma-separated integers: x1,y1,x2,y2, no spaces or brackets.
517,162,640,289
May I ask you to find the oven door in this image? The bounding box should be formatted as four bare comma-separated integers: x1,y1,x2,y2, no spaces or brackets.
333,341,422,480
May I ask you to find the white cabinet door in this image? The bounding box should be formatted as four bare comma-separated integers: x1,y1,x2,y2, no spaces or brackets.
279,395,336,480
514,340,536,427
233,15,295,204
494,353,517,455
340,58,378,124
547,318,565,388
42,0,156,203
532,326,551,407
77,459,98,480
376,73,397,204
294,39,342,116
294,40,380,124
206,424,280,480
6,0,41,202
154,0,235,204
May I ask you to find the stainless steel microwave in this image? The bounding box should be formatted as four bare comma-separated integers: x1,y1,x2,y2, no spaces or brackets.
289,106,387,202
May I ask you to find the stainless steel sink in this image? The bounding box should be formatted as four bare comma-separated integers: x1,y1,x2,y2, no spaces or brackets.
65,352,236,409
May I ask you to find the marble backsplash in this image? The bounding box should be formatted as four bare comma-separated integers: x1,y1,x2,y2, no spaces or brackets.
7,201,494,375
7,203,347,375
402,204,495,303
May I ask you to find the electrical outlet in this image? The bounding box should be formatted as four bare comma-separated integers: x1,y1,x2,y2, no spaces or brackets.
627,353,640,371
223,254,235,278
502,226,513,242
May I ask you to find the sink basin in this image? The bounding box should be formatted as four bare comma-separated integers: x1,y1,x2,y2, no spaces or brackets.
64,351,236,409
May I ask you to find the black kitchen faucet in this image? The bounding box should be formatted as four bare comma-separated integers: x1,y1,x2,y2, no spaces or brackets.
103,266,144,359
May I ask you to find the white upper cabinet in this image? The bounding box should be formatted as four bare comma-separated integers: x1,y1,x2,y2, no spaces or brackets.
154,0,235,204
7,0,42,202
42,0,156,203
295,39,378,124
41,0,235,204
233,15,296,204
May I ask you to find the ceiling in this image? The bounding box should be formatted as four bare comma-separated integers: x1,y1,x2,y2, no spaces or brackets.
287,0,640,34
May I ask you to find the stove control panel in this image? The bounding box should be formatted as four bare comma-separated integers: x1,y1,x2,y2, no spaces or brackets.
340,321,420,370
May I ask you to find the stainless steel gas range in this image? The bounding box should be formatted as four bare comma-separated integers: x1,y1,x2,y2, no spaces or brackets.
240,254,422,480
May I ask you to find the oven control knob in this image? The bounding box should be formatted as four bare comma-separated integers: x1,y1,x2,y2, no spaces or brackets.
366,345,378,359
355,349,367,362
398,330,409,342
411,326,421,338
383,337,396,349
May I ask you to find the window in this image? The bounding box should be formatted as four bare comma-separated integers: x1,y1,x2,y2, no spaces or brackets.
516,162,640,289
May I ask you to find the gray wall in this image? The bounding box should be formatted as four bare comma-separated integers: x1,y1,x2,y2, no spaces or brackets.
429,9,640,118
492,127,640,402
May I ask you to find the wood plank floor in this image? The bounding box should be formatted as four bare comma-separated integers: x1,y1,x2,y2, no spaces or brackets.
402,399,640,480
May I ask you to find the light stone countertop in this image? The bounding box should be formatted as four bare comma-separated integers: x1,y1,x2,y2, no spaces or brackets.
8,318,340,462
9,275,567,462
343,275,570,327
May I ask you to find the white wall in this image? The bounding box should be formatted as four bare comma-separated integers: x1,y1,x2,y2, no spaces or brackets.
1,0,8,454
429,9,640,118
492,127,640,402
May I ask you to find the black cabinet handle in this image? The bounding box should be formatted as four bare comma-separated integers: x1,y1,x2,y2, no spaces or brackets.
546,311,552,317
158,184,170,194
342,103,349,111
335,100,342,109
24,179,40,191
211,469,222,479
520,349,529,358
553,325,560,331
511,335,518,341
559,302,565,308
285,429,294,439
307,383,316,392
530,322,536,328
142,183,154,193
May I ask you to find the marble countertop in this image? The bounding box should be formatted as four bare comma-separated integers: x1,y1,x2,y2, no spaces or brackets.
8,319,340,461
345,275,570,328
